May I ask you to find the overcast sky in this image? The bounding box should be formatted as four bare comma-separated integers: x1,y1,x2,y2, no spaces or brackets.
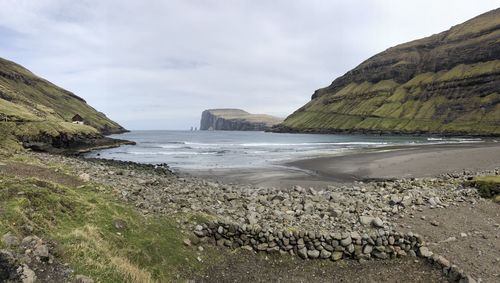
0,1,497,130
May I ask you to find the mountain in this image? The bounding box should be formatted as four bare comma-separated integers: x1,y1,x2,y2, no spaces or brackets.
0,57,129,153
200,109,283,131
275,9,500,136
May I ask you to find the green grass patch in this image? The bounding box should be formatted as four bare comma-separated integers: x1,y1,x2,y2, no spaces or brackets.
0,173,208,282
468,176,500,199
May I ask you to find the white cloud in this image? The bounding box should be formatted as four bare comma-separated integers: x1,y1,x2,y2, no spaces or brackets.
0,0,497,129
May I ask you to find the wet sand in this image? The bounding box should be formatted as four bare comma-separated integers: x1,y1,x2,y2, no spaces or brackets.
289,142,500,182
184,142,500,187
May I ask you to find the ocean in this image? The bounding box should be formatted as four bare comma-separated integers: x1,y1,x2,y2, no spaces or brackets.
85,130,485,171
84,131,483,171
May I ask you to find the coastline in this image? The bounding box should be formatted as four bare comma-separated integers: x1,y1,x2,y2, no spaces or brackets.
181,142,500,187
1,145,498,281
287,142,500,183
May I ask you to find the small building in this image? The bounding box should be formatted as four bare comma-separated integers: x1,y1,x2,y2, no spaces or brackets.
72,114,85,125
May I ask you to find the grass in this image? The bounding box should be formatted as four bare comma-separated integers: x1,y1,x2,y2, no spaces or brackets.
469,176,500,199
281,58,500,135
0,57,124,133
0,160,213,282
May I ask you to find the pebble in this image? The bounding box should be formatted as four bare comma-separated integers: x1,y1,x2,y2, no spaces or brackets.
372,217,384,228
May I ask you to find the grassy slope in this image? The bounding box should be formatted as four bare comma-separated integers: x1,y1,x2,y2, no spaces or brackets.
0,57,126,146
281,10,500,135
0,154,218,282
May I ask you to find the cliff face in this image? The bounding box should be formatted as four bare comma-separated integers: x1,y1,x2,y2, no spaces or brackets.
0,57,128,152
277,8,500,136
200,109,283,131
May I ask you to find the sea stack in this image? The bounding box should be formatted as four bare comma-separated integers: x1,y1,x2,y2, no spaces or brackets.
200,109,283,131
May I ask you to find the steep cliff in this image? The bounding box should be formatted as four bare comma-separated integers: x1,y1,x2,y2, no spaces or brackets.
200,109,283,131
0,57,129,153
276,8,500,136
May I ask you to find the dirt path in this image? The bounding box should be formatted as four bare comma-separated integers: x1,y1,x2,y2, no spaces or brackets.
396,200,500,282
194,250,447,283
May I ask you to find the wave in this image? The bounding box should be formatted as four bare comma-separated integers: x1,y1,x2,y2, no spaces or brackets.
128,151,216,155
181,141,390,147
427,137,481,141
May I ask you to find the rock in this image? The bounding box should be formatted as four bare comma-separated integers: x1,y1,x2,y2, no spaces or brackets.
78,173,91,182
363,245,373,254
350,231,361,240
443,237,457,243
460,275,477,283
494,195,500,203
1,232,19,247
34,244,49,258
428,197,437,206
246,212,258,225
430,221,439,227
307,249,320,259
437,256,450,268
200,109,283,131
197,246,204,252
75,275,95,283
297,247,308,259
257,243,268,251
0,250,17,281
359,216,374,226
372,251,388,259
340,236,352,247
418,246,433,258
195,225,203,231
19,264,37,283
389,195,402,205
372,217,384,228
320,249,332,259
183,239,192,247
331,251,343,261
460,233,467,238
113,219,128,230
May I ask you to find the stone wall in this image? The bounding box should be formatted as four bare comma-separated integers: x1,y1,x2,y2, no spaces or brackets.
194,221,477,283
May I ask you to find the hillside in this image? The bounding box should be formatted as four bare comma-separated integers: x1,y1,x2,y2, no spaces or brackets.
200,109,283,131
0,57,128,153
276,8,500,136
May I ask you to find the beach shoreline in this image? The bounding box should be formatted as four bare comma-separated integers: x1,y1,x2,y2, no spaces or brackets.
181,142,500,187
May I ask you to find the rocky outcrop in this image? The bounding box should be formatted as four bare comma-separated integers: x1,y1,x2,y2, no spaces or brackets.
200,109,283,131
276,8,500,136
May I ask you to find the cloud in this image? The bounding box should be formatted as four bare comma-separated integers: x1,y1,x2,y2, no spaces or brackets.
0,0,497,129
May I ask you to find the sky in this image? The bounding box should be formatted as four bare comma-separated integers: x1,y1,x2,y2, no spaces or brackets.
0,1,498,130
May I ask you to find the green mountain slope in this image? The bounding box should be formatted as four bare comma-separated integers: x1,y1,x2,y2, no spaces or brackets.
0,57,127,152
277,8,500,136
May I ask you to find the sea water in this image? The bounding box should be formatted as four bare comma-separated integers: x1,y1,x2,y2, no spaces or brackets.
84,131,482,170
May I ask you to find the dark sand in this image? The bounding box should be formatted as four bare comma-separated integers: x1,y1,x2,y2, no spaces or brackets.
289,142,500,182
185,142,500,187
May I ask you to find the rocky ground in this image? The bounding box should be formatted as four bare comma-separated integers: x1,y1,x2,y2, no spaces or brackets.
1,152,498,282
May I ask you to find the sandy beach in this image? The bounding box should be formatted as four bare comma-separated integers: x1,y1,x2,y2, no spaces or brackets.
289,142,500,182
185,142,500,187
